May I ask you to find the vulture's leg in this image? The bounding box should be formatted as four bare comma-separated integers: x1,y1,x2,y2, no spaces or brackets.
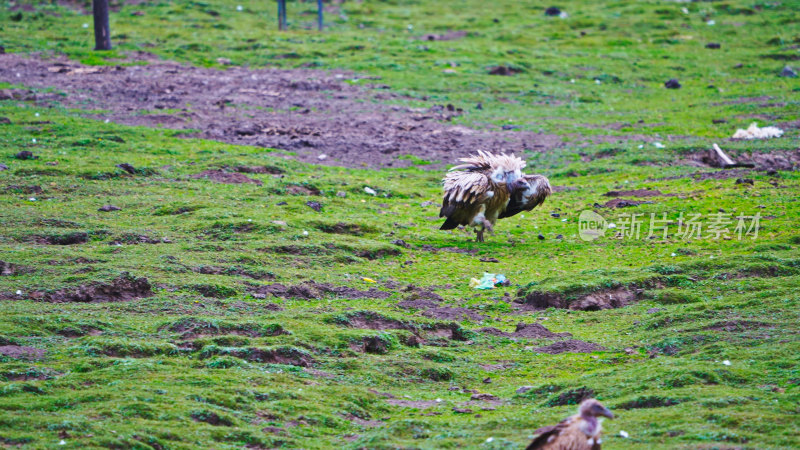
481,218,494,235
476,229,484,242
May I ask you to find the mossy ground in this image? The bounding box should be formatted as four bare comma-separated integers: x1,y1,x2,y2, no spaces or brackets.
1,0,799,448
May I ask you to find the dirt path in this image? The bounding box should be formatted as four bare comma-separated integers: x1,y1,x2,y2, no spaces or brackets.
0,53,568,169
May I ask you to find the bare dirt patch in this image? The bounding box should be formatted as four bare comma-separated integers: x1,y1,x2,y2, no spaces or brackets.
0,53,567,169
604,189,668,197
190,169,263,185
0,345,46,360
479,322,571,339
164,318,289,338
517,286,639,311
532,339,605,354
33,232,89,245
597,198,653,208
27,272,153,303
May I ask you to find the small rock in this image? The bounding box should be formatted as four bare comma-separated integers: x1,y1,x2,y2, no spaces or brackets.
14,151,36,160
482,377,492,384
116,163,136,174
555,234,564,239
453,407,473,414
538,234,545,240
664,79,681,89
712,118,728,124
98,205,121,212
544,6,561,16
476,102,483,110
317,154,328,161
705,43,721,49
516,386,533,394
364,186,377,196
480,257,499,263
550,212,560,218
733,63,744,69
391,239,411,248
420,200,436,207
501,124,520,130
272,220,287,226
305,201,322,212
336,191,347,198
0,117,10,124
780,66,798,78
276,201,288,206
216,57,232,65
45,161,58,166
735,178,754,185
646,308,662,314
0,163,7,171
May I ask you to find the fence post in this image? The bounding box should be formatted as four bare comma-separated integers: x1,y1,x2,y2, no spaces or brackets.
92,0,112,50
278,0,287,30
317,0,323,31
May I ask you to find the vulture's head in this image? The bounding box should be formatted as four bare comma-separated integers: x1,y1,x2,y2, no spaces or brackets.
487,153,526,193
578,399,614,420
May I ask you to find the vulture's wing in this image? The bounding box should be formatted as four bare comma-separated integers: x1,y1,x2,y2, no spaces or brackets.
439,171,492,229
525,417,574,450
499,174,552,219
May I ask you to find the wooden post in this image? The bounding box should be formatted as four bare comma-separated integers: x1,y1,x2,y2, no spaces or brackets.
278,0,287,30
317,0,323,30
92,0,112,50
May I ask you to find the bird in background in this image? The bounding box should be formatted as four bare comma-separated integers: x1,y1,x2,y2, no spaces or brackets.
439,151,551,242
526,399,614,450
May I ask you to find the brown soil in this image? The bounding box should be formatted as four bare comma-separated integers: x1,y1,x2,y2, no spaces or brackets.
343,311,408,330
5,184,43,194
0,53,566,169
415,30,469,41
703,320,773,332
215,347,313,367
190,169,263,185
251,282,391,300
286,185,320,195
164,318,288,338
598,198,653,208
33,232,89,245
546,387,595,406
616,396,682,410
532,339,605,354
27,272,153,303
518,286,638,311
479,322,571,339
603,189,667,197
232,165,284,175
0,345,46,360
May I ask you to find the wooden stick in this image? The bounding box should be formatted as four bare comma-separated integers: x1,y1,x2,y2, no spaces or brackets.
317,0,324,31
92,0,112,50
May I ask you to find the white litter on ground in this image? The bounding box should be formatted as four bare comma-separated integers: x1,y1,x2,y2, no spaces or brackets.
732,123,784,140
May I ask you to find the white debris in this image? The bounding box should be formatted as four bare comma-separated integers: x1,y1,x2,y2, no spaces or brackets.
706,20,715,25
723,360,731,366
681,7,689,14
58,440,66,446
486,437,494,443
570,79,576,83
302,230,309,236
29,197,36,202
619,430,629,438
236,5,243,11
35,113,40,117
16,290,22,295
671,253,676,257
608,223,616,229
104,119,110,123
435,398,442,402
653,142,665,148
364,186,377,195
595,79,601,85
82,23,89,28
732,123,784,140
32,138,37,143
317,154,328,161
559,11,569,19
638,144,644,149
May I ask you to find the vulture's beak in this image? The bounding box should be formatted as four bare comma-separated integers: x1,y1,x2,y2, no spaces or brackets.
595,405,614,419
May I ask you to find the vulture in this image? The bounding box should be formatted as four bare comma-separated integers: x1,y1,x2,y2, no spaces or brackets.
439,151,551,242
526,399,614,450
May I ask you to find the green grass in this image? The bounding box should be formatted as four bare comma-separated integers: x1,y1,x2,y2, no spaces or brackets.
1,0,800,448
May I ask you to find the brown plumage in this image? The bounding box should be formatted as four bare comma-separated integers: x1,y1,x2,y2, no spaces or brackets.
439,151,526,242
526,399,614,450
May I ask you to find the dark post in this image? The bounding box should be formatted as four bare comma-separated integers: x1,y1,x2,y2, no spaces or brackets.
92,0,112,50
317,0,323,30
278,0,287,30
